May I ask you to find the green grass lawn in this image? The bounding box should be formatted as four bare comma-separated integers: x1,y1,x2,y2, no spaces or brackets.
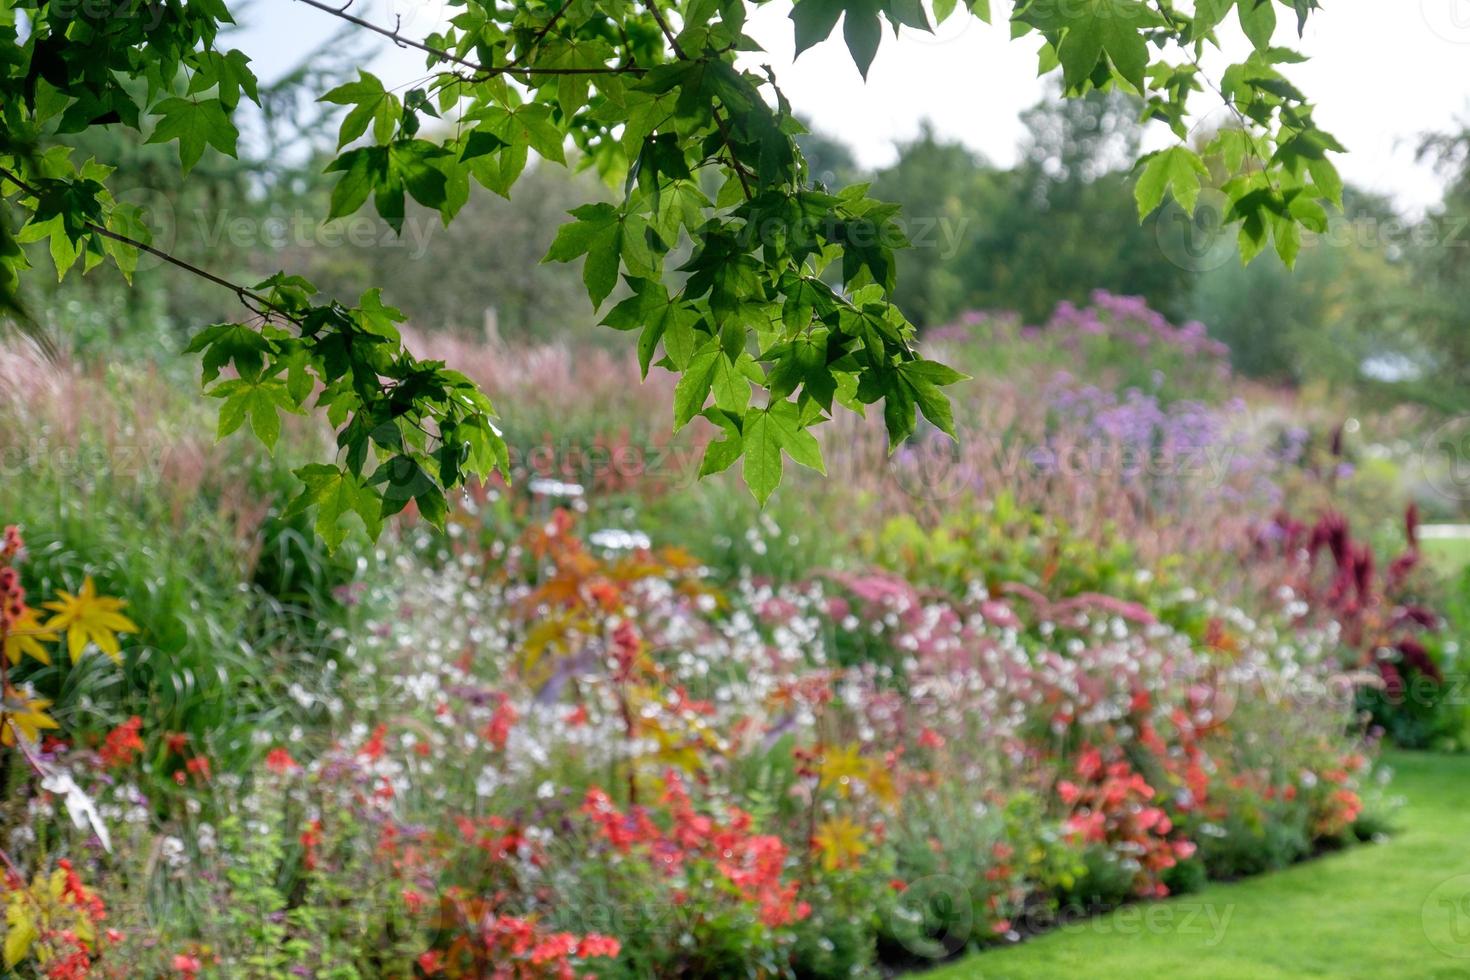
930,752,1470,979
1422,534,1470,579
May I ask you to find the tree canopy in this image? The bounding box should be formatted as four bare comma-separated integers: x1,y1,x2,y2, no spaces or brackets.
0,0,1341,543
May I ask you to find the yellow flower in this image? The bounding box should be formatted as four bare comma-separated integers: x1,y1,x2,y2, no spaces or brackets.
865,758,900,809
818,742,867,797
813,816,869,872
1,687,59,746
3,606,55,665
42,576,137,664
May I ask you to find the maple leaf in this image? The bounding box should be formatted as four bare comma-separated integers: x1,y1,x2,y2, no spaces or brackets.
42,577,138,664
3,605,56,665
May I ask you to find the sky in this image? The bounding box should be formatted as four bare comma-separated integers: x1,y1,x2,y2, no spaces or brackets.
236,0,1470,215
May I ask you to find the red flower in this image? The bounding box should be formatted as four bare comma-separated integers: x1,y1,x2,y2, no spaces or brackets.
300,820,323,870
577,934,621,959
529,932,577,965
416,950,444,975
172,953,202,978
99,716,144,768
361,723,389,761
482,695,517,750
265,747,298,774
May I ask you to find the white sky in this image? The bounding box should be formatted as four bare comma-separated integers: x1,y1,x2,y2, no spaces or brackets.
238,0,1470,215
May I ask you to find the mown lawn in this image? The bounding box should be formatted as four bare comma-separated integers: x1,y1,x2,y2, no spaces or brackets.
932,752,1470,979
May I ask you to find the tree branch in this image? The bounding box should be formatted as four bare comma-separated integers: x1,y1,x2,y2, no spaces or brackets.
294,0,645,78
0,166,297,325
639,0,753,199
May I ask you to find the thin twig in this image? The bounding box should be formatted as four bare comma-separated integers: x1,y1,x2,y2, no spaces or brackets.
640,0,754,198
505,0,580,71
0,166,297,325
294,0,643,78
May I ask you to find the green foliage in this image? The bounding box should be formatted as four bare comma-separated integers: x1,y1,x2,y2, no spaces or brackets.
0,0,1340,539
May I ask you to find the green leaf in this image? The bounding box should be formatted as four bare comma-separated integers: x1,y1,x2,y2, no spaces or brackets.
673,338,722,430
321,71,396,148
186,322,272,382
145,97,238,172
286,463,383,550
544,203,645,309
742,407,784,505
740,400,825,504
390,140,449,211
790,0,845,55
326,147,389,220
699,412,744,476
1038,0,1153,92
1237,0,1276,51
1134,147,1208,217
211,377,298,450
897,359,966,438
843,5,883,79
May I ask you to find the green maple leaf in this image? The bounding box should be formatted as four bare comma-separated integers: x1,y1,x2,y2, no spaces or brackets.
601,278,699,375
1048,0,1153,92
185,322,273,383
843,5,883,79
145,97,238,172
285,463,383,550
211,377,299,449
790,0,845,55
1237,0,1276,51
1134,146,1209,217
321,71,397,147
544,203,656,309
896,359,968,439
741,400,825,505
190,49,259,111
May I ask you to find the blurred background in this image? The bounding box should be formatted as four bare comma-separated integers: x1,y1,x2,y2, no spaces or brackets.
7,3,1470,974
